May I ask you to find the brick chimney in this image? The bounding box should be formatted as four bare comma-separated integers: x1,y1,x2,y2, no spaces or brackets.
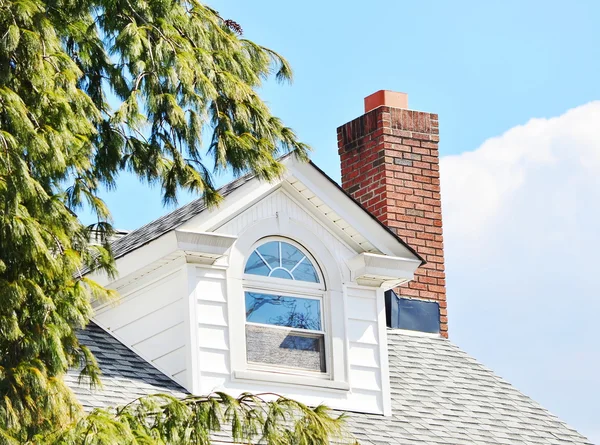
338,90,447,336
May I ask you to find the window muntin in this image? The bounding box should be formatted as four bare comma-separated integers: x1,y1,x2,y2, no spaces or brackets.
244,241,320,283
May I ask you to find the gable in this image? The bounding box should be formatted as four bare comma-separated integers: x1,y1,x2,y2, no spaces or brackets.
213,188,357,266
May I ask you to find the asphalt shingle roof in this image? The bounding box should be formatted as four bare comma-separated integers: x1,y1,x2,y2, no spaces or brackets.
69,324,592,445
66,322,186,411
109,172,256,261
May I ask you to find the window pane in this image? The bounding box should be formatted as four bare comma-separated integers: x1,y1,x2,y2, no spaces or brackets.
246,325,325,372
256,241,280,269
292,261,319,283
244,251,270,276
270,268,293,280
245,292,322,331
280,242,304,270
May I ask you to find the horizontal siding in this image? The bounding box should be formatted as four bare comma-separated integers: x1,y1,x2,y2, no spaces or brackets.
346,295,377,322
194,267,231,393
187,197,388,414
195,268,227,303
134,322,186,361
199,348,229,374
347,319,378,345
350,367,382,391
197,301,228,327
346,286,384,412
95,270,182,331
348,343,380,368
198,325,229,350
154,347,186,375
113,299,183,345
94,267,187,383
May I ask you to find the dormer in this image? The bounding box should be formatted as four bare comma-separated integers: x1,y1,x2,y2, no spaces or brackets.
88,91,444,416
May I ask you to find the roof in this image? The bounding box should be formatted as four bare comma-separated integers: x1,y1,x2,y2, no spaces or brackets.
106,159,424,264
109,172,256,261
69,325,591,445
66,322,187,410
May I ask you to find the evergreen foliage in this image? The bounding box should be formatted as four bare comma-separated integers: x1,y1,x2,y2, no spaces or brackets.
35,393,350,445
0,0,318,441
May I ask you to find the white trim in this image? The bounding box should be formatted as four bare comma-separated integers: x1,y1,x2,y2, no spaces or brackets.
376,287,392,416
175,230,237,258
227,216,348,387
390,328,443,338
243,237,329,376
233,370,350,391
288,158,420,259
245,321,325,336
180,177,277,233
347,252,421,289
243,276,323,293
185,264,201,394
245,237,325,287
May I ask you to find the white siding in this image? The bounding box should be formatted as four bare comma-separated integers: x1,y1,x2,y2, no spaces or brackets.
94,267,188,386
193,268,232,394
96,187,393,415
346,286,386,409
186,190,390,414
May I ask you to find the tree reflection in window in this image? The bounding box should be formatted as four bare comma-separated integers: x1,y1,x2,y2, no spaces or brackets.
245,292,322,331
244,241,319,283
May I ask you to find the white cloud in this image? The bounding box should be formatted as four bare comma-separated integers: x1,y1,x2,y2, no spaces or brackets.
440,102,600,443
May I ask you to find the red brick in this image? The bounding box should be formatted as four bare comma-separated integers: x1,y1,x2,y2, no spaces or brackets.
339,97,447,335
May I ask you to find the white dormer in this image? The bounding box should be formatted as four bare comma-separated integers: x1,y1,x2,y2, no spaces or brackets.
89,156,422,416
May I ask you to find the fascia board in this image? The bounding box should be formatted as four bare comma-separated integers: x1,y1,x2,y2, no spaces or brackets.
179,176,280,233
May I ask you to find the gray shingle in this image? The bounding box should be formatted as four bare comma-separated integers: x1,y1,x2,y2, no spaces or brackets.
69,326,592,444
68,322,187,410
109,172,256,261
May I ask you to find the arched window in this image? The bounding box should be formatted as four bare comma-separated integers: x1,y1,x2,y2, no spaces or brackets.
245,240,320,282
243,239,327,374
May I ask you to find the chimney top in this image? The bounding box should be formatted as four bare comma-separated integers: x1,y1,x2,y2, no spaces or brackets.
364,90,409,113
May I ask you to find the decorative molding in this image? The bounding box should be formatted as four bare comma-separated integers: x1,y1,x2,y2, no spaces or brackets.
347,252,421,289
175,230,237,263
233,370,350,391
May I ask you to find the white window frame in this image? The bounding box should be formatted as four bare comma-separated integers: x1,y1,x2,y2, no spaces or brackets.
242,237,330,378
227,214,349,391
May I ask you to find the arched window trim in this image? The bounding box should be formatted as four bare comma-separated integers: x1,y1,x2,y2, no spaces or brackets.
242,236,329,377
243,237,326,291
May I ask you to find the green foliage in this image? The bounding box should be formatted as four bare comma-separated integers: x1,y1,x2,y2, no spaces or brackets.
35,393,351,445
0,0,312,441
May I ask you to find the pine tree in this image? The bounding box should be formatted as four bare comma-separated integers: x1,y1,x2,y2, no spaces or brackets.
37,393,351,445
0,0,321,442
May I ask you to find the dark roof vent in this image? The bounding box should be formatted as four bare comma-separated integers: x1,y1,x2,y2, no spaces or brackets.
385,290,440,334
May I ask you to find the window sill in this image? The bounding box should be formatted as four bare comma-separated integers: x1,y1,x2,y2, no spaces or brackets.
233,370,350,391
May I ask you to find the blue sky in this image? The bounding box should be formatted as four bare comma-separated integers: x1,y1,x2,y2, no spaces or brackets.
87,1,600,441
